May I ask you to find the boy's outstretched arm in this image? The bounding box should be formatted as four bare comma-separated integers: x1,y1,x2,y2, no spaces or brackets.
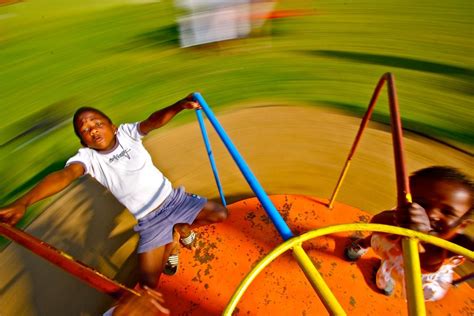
112,286,170,316
139,94,201,135
0,163,84,226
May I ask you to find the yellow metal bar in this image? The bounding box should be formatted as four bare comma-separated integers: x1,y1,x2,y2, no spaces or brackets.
328,160,352,209
224,223,473,315
292,244,346,315
402,238,426,316
223,239,291,315
399,191,425,315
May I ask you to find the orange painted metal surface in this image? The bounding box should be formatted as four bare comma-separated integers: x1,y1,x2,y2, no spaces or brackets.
159,195,473,315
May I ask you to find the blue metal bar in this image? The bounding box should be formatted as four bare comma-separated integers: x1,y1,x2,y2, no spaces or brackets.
195,109,227,207
192,93,294,240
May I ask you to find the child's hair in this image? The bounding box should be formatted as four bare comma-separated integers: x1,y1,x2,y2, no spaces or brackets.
410,166,473,191
73,107,112,140
410,166,473,212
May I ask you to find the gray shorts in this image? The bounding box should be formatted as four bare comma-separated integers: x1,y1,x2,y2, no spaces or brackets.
134,186,207,253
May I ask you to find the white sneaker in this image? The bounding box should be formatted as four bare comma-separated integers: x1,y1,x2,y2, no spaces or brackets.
344,240,368,261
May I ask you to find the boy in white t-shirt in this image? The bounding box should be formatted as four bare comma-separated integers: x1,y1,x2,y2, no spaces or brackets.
0,94,228,291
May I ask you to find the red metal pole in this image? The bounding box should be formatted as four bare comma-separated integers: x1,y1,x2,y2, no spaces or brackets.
385,73,411,207
385,73,425,315
0,223,137,299
328,75,387,208
329,72,425,315
347,74,387,158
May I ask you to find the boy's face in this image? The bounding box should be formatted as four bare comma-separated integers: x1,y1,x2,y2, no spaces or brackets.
411,178,472,235
75,111,117,151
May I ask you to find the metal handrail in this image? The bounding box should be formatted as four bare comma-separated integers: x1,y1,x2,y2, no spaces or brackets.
224,223,474,315
193,92,345,315
0,222,138,299
327,73,425,315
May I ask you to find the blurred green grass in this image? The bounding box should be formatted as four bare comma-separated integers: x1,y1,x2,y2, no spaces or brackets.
0,0,473,230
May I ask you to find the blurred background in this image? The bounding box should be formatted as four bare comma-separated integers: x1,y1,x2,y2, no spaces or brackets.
0,0,473,314
1,0,473,222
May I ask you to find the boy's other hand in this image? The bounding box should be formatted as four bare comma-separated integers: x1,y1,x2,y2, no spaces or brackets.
0,203,26,226
395,203,432,233
113,286,170,316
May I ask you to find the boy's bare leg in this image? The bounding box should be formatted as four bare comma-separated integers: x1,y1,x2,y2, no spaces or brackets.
357,234,372,248
169,229,180,255
162,233,180,275
193,201,228,226
138,246,167,289
174,201,228,248
344,234,372,261
174,223,192,239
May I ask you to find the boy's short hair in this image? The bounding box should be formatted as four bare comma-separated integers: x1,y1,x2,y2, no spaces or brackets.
73,107,112,140
410,166,473,206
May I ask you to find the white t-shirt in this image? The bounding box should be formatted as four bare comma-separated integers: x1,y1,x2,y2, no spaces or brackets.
66,122,173,220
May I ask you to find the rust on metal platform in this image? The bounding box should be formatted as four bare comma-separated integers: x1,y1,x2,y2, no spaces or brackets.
159,195,473,315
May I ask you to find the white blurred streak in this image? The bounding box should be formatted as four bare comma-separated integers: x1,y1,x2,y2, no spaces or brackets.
175,0,274,47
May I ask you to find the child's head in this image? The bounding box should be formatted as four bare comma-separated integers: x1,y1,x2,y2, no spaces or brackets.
73,107,117,151
410,166,473,235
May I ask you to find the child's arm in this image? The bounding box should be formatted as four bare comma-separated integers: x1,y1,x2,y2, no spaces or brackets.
370,210,396,225
0,163,84,226
423,233,473,272
138,94,201,135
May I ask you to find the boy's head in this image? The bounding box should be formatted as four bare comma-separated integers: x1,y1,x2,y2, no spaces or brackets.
410,166,473,235
73,107,117,151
